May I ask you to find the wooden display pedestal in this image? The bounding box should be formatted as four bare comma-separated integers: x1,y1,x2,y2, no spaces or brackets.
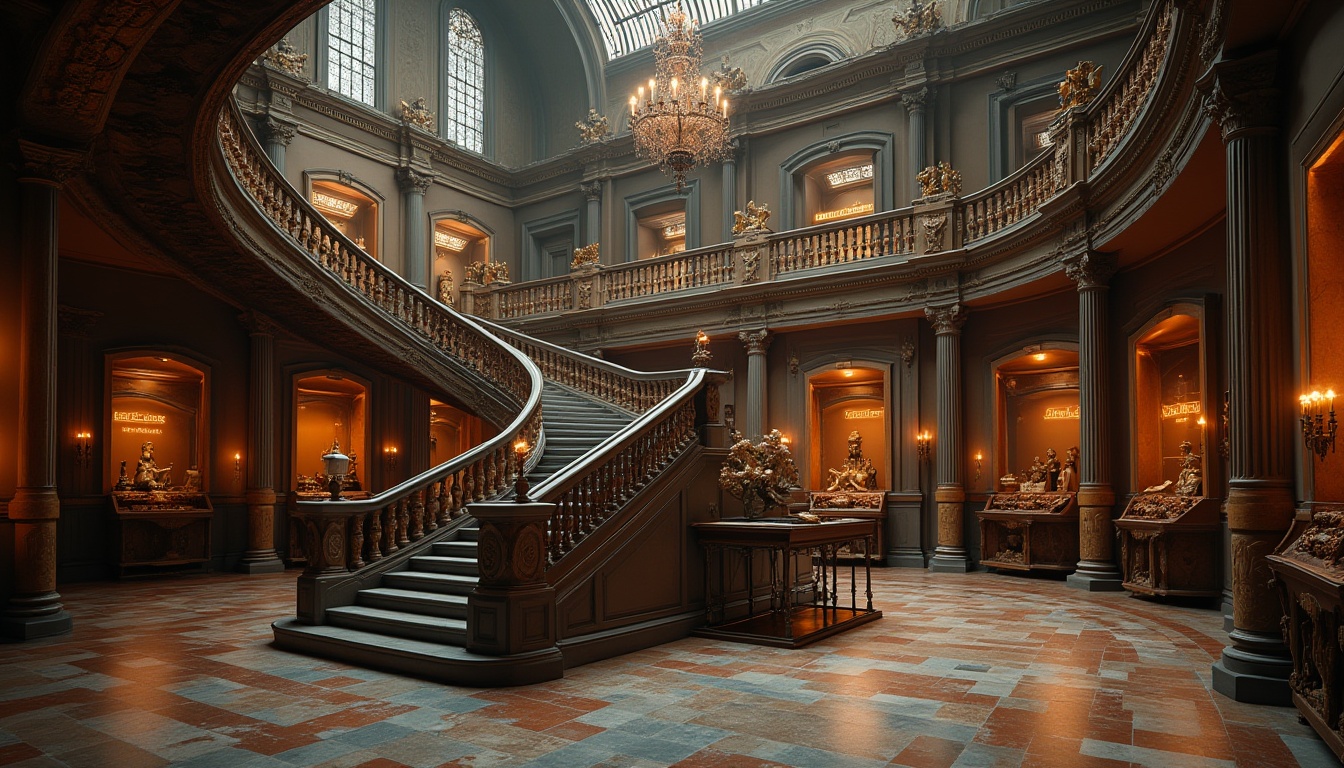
977,492,1079,572
110,491,214,578
1115,494,1220,597
807,491,886,562
1267,506,1344,762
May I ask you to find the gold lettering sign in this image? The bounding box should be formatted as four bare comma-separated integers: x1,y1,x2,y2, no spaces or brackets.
844,408,883,419
113,411,167,424
1161,400,1201,419
814,202,875,223
121,427,164,435
1044,405,1080,420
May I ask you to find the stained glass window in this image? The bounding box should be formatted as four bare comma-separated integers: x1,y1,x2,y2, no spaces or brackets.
327,0,378,106
445,9,485,154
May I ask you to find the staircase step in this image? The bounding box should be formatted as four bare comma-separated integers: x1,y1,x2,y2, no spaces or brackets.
382,570,478,595
458,527,480,541
357,587,468,619
431,540,478,558
409,555,479,576
325,605,467,645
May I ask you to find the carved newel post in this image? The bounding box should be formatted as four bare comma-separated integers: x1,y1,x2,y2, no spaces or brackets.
2,141,83,640
466,501,564,681
1063,251,1123,591
396,166,433,291
926,304,969,572
1200,51,1294,705
738,330,771,439
239,312,285,574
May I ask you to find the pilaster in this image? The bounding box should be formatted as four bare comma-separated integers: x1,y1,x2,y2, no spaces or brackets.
738,329,771,439
257,117,297,172
581,180,602,246
901,87,932,199
397,166,433,291
925,304,969,573
239,312,285,574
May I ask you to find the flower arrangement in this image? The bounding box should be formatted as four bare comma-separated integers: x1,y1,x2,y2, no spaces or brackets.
718,429,799,519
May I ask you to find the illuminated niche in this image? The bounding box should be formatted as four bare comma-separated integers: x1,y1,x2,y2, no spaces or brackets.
293,371,367,493
107,354,207,492
995,349,1080,489
635,203,687,259
803,154,875,226
1132,311,1208,493
807,365,887,490
310,179,379,259
429,398,495,467
432,218,490,303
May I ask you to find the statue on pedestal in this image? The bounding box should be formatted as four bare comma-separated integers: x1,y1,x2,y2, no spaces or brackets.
1174,441,1203,496
133,441,172,490
825,431,879,492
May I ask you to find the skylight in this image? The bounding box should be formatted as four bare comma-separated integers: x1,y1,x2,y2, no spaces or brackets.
586,0,771,59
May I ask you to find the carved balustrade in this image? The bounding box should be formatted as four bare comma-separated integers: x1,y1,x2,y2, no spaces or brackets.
497,275,574,319
961,151,1060,243
603,246,736,303
771,209,917,274
1087,0,1175,170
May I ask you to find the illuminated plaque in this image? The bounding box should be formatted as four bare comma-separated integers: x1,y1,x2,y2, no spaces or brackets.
1161,400,1201,419
661,222,686,239
825,163,874,188
1043,405,1080,420
814,202,875,223
844,408,884,419
113,411,167,424
1034,131,1054,149
312,191,359,219
434,230,470,251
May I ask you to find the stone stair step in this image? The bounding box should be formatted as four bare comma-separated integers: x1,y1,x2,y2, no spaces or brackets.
324,605,467,645
431,540,478,558
408,555,479,576
381,570,478,595
357,587,468,619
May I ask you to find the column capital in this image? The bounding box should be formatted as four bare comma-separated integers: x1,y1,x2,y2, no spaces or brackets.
15,139,89,186
580,180,602,201
238,310,283,337
900,86,932,112
924,304,966,335
1062,250,1118,290
396,165,434,195
738,329,771,355
1197,50,1279,142
57,305,102,337
258,117,297,147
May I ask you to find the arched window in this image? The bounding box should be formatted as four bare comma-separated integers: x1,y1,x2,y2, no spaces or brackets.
326,0,379,106
444,8,485,154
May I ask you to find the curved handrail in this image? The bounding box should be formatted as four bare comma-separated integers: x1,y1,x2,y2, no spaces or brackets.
217,100,544,576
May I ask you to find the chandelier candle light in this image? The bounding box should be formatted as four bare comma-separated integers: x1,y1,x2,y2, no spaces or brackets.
1300,389,1338,460
629,3,731,191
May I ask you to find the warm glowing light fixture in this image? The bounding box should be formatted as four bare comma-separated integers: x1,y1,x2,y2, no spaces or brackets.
1033,352,1047,361
312,191,359,219
434,230,470,251
825,163,874,188
1300,389,1338,461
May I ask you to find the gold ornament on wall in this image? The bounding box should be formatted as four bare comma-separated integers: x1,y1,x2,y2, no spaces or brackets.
575,109,611,144
892,0,942,38
399,97,435,132
916,161,962,198
732,200,771,236
1058,61,1104,110
710,55,749,93
571,243,600,269
261,38,308,77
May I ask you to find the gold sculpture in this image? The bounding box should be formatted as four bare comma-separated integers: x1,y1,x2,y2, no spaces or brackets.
465,261,511,285
133,441,173,490
261,38,307,77
1174,441,1203,496
437,270,454,306
718,429,799,519
711,55,749,93
1058,446,1079,493
575,109,610,144
892,0,942,37
917,161,962,198
691,330,712,368
1058,61,1104,110
571,243,600,269
399,97,435,132
732,200,771,236
825,431,879,492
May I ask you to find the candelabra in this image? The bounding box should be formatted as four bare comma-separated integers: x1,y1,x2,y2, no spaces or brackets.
513,439,532,502
383,446,399,470
74,431,92,466
916,430,933,463
691,330,712,367
974,451,983,481
234,452,242,482
1300,389,1338,461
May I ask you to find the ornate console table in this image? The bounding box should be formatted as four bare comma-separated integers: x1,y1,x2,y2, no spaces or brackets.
1115,494,1220,597
691,518,881,648
110,491,214,577
1268,506,1344,761
977,492,1079,573
807,491,886,561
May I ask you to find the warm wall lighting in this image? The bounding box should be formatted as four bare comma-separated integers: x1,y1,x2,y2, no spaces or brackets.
513,439,532,502
74,431,92,465
1033,352,1047,362
691,330,712,368
383,446,399,470
916,430,933,463
843,369,854,378
1300,389,1338,461
234,452,242,481
974,451,983,481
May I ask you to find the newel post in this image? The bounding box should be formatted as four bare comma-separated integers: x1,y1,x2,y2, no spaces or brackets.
466,501,558,656
294,506,354,625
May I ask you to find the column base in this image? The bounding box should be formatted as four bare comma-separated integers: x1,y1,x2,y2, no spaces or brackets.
886,551,927,568
1222,591,1235,633
928,547,971,573
1212,645,1291,706
1,609,73,641
1066,561,1124,591
238,552,286,575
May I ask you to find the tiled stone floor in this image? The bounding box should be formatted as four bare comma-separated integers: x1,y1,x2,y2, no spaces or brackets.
0,569,1336,768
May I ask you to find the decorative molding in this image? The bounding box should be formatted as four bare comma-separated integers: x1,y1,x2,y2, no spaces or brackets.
738,329,771,355
900,86,932,111
395,166,434,195
15,139,89,185
1197,50,1279,142
924,304,967,335
1062,250,1118,290
258,117,297,147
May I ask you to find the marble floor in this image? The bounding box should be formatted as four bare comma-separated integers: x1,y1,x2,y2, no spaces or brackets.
0,569,1335,768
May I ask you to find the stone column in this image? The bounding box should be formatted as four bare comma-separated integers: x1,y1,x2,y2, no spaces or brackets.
239,312,285,574
1063,251,1123,591
396,166,433,291
581,181,602,246
738,330,771,438
258,117,296,172
721,140,739,242
926,304,969,572
1200,52,1294,705
2,142,82,640
901,88,931,198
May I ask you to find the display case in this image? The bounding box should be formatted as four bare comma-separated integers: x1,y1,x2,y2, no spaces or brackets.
110,490,213,577
1132,310,1215,495
432,218,490,307
310,179,379,259
994,349,1080,492
107,354,207,493
1267,506,1344,762
1115,494,1220,597
802,154,876,226
807,491,886,561
977,492,1079,572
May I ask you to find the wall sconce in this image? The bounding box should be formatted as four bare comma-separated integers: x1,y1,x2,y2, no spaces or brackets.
74,431,92,465
974,451,983,481
383,446,399,470
234,452,242,481
1300,389,1338,461
916,430,933,463
691,330,712,368
513,439,531,502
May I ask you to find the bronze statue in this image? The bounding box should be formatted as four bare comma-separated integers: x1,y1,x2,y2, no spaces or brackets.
1174,440,1203,496
1058,446,1080,493
1045,447,1061,491
132,441,172,490
437,270,454,306
825,431,879,491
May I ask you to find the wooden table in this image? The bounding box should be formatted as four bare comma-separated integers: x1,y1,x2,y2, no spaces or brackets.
691,518,882,648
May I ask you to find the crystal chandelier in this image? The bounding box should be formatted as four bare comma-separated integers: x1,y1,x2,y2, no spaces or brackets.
628,3,731,191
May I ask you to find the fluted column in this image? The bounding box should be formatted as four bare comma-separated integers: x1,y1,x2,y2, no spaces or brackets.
2,141,82,640
901,88,931,198
397,167,433,291
239,312,285,574
926,304,969,572
738,330,771,438
1063,251,1123,591
581,181,602,247
258,117,296,172
721,140,739,242
1200,51,1294,705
